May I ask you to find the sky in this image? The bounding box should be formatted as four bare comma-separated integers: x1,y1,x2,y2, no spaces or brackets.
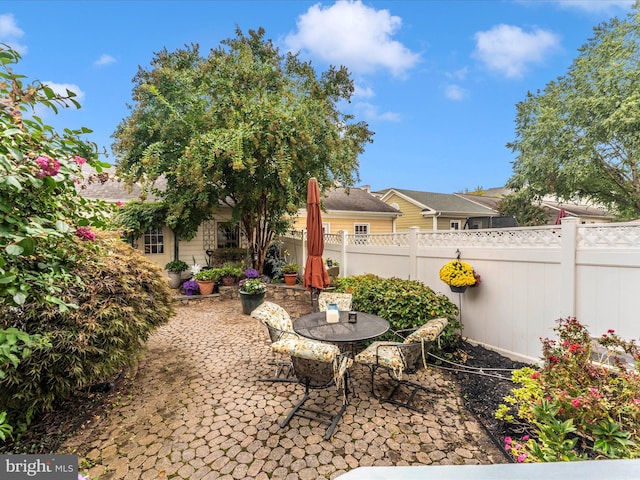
2,0,636,194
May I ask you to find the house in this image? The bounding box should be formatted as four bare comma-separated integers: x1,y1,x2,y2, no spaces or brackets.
457,187,615,225
77,164,237,269
375,188,496,231
289,186,402,236
77,165,401,269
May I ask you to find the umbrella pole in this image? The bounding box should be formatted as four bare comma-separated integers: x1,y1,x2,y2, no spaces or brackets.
311,287,321,313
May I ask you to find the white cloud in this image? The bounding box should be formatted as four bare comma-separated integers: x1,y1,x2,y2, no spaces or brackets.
473,24,560,79
94,54,116,67
353,84,375,99
285,0,420,77
553,0,634,13
446,67,469,81
354,102,400,122
445,84,468,101
0,13,27,54
43,81,85,102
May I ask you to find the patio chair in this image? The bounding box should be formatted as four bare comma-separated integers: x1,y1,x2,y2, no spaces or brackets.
318,292,353,312
272,335,352,440
251,301,299,382
354,318,448,413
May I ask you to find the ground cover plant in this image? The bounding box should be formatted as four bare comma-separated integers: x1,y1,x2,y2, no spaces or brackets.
496,317,640,462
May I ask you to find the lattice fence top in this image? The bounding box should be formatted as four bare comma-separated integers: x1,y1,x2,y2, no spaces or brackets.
415,227,563,248
578,224,640,248
281,223,640,250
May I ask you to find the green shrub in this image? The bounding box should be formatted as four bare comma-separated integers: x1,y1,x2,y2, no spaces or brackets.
333,274,461,352
0,232,174,429
211,248,250,265
165,259,189,273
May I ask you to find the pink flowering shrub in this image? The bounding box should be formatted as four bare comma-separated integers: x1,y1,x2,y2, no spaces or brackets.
35,155,61,178
76,226,96,241
497,317,640,461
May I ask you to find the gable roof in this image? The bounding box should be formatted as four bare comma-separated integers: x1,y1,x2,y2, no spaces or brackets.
322,187,401,214
457,190,615,223
76,164,163,202
377,188,496,216
77,166,397,217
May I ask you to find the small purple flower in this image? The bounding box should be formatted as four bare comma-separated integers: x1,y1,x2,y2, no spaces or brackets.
244,268,259,279
183,280,199,294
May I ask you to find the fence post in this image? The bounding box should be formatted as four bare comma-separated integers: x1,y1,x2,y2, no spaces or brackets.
409,226,419,281
340,230,347,277
560,217,578,318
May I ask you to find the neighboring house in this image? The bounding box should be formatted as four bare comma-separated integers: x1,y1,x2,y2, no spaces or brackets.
375,188,496,231
77,166,401,269
290,187,402,235
457,187,615,225
77,164,237,269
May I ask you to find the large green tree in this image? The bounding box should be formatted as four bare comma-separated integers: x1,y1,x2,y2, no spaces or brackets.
507,5,640,220
113,28,373,271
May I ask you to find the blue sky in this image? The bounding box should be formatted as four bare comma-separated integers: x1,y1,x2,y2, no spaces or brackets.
2,0,635,193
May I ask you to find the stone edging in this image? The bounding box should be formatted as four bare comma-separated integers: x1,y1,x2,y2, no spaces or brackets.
174,284,311,304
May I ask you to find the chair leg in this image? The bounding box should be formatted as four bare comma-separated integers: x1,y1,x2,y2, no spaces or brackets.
281,381,348,440
368,365,439,414
258,360,297,383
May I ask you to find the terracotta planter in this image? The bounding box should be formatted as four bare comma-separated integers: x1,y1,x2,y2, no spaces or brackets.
283,273,298,286
221,275,236,286
197,280,215,295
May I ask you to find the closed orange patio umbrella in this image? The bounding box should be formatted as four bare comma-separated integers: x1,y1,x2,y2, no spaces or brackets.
303,177,329,311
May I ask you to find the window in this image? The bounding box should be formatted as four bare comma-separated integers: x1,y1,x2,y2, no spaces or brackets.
354,223,369,245
450,220,460,230
322,222,330,234
144,227,164,254
217,224,240,248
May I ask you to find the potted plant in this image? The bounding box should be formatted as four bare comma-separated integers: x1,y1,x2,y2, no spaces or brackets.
281,263,299,286
193,268,219,295
165,259,189,289
220,262,243,286
182,279,199,296
439,259,479,293
238,278,267,314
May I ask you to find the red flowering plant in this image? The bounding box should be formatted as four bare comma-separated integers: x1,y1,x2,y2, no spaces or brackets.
496,317,640,461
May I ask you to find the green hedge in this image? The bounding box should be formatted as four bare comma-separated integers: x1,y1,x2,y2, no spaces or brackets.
333,274,462,352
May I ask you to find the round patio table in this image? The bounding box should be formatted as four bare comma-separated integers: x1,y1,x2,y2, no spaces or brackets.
293,311,389,354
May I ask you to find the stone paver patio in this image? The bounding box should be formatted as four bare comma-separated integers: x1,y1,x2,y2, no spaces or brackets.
63,296,505,479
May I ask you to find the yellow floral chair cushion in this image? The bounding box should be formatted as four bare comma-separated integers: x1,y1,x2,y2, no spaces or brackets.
318,292,353,312
251,301,294,333
354,342,410,379
272,336,352,395
354,318,449,380
404,318,448,343
272,336,340,362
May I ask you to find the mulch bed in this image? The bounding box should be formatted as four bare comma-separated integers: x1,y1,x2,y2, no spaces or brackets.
448,342,533,460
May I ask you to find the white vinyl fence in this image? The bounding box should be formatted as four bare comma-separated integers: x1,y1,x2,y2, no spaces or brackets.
279,218,640,363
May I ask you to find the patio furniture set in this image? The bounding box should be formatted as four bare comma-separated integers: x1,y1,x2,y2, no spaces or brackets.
251,292,448,440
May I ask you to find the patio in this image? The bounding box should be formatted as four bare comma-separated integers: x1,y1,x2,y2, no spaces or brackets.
62,297,505,480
